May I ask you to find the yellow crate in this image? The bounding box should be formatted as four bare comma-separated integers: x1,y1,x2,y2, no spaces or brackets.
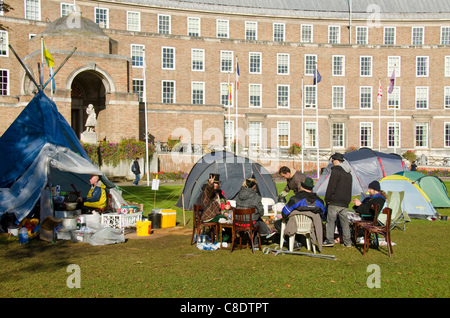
159,209,176,228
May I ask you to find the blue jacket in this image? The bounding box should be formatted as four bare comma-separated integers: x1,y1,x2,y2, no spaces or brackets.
282,191,325,219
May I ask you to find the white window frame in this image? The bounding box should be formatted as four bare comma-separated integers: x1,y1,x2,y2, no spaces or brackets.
332,55,345,76
388,56,401,77
191,81,205,105
162,80,176,104
162,46,175,70
249,121,262,148
249,84,262,108
221,82,234,107
277,84,289,108
158,14,171,34
415,86,429,109
412,26,424,45
277,121,290,148
301,24,313,43
0,30,8,57
25,0,40,21
445,87,450,109
387,122,401,148
445,56,450,77
304,122,317,148
360,122,373,148
191,49,205,71
440,26,450,45
277,53,289,75
356,26,368,44
444,122,450,148
332,122,345,148
360,56,372,77
387,87,400,109
132,79,144,102
95,7,109,28
60,2,75,17
332,86,345,109
245,21,258,40
273,23,285,42
360,86,372,109
187,17,200,37
304,85,317,109
415,123,428,148
305,54,317,76
416,56,429,77
249,52,261,74
224,120,235,148
127,11,141,32
0,68,9,95
216,19,229,38
220,51,233,73
384,26,396,45
328,25,340,44
131,44,145,67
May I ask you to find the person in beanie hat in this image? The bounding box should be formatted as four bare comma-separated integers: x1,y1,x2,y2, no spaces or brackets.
352,180,386,219
323,152,353,247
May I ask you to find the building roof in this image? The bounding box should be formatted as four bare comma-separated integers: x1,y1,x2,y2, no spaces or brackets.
122,0,450,19
42,11,108,37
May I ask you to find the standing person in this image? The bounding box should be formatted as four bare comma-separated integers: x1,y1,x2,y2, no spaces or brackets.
132,157,141,186
410,161,417,171
279,166,307,196
323,153,353,247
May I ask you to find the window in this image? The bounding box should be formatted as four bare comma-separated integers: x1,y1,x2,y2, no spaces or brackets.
224,120,234,147
360,122,373,148
162,47,175,70
192,82,204,104
305,122,317,148
301,24,313,43
277,53,289,75
187,17,200,37
245,21,257,40
412,27,424,45
191,49,204,71
0,69,8,95
445,87,450,109
249,52,261,74
95,7,108,28
356,26,368,44
441,26,450,45
158,14,170,34
277,122,290,148
132,79,144,102
25,0,40,20
388,122,400,148
304,86,316,108
387,87,400,109
332,55,345,76
360,56,372,77
415,87,428,109
277,85,289,108
127,11,140,32
388,56,401,77
220,51,233,73
0,30,8,56
445,123,450,147
332,86,345,109
131,44,144,67
162,81,175,104
332,123,344,148
221,82,233,107
445,56,450,77
217,19,229,38
384,27,396,45
328,26,340,44
249,122,262,148
249,84,261,107
305,54,317,75
415,123,428,147
360,86,372,109
273,23,285,42
61,3,75,17
416,56,429,77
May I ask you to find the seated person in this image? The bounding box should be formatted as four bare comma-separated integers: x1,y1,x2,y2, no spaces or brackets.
77,174,107,213
201,174,227,223
351,180,386,220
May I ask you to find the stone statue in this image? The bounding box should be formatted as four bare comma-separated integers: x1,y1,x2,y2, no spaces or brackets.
85,104,97,132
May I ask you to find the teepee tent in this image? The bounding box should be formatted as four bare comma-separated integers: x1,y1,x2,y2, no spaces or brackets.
0,90,123,224
175,151,278,210
395,171,450,208
314,148,407,196
379,175,438,219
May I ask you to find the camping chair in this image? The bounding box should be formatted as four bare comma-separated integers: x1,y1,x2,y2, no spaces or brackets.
190,204,219,245
280,214,316,253
352,203,380,243
230,208,261,254
362,207,393,257
378,191,410,231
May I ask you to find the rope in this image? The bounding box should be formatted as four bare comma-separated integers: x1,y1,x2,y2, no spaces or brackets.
116,184,184,209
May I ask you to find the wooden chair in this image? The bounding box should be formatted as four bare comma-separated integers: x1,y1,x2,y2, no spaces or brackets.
190,204,219,245
352,203,380,243
230,208,261,254
362,207,393,257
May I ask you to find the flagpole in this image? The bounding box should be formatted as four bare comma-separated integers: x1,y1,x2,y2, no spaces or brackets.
378,79,381,151
143,49,149,186
40,37,44,89
235,56,239,155
301,78,304,172
315,62,320,179
393,66,397,155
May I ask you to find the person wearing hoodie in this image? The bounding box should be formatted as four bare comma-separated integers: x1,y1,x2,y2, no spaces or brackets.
77,174,107,213
274,177,325,250
235,178,275,246
279,166,307,196
323,153,353,247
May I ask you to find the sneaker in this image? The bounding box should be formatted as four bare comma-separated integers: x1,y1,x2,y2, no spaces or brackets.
266,231,276,239
293,242,302,250
343,243,353,248
322,239,334,247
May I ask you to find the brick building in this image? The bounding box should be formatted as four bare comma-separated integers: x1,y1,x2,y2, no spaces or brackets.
0,0,449,158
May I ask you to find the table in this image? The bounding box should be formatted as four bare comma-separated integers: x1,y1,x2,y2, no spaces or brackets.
219,222,234,249
101,212,142,229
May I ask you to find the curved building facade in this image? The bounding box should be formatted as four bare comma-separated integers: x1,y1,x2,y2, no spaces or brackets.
0,0,449,157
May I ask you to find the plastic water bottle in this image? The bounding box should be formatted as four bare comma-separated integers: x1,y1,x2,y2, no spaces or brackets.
18,227,29,244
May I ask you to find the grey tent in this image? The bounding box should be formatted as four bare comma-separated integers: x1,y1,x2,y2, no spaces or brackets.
175,151,278,210
313,148,407,196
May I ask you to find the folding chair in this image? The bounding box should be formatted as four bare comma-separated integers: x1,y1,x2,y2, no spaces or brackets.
378,191,410,231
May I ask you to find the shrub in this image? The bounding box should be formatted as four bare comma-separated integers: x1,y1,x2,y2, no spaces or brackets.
287,143,302,155
402,150,416,162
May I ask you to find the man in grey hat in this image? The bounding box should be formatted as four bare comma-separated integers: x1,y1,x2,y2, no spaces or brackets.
323,153,353,247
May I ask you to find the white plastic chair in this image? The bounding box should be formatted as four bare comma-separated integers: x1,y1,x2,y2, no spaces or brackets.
280,214,316,253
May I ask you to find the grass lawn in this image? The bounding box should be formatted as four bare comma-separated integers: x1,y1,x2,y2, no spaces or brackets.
0,181,449,301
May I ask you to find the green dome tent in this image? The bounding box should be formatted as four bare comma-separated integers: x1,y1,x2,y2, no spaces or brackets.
394,171,450,208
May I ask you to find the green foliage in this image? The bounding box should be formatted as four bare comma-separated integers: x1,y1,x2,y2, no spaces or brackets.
403,150,417,162
287,142,302,155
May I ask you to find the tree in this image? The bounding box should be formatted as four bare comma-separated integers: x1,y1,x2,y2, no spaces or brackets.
0,2,14,31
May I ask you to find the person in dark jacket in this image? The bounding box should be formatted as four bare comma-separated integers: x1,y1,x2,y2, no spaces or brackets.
352,180,386,218
235,178,274,246
323,153,353,247
132,157,141,186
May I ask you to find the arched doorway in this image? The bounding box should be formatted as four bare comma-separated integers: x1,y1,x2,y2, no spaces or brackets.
70,71,106,139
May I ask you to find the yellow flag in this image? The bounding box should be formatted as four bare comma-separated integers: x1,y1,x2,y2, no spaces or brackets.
43,41,54,68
